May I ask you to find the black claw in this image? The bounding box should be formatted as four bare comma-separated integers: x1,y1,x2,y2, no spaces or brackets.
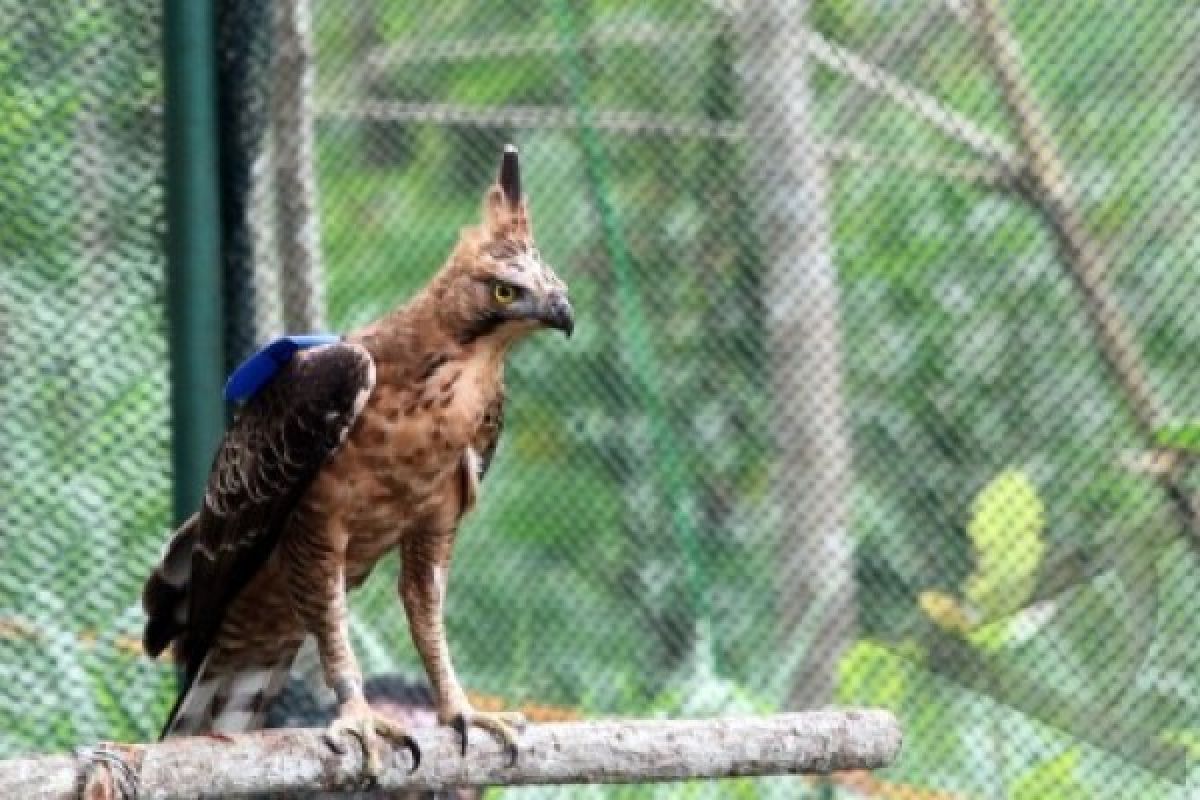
506,741,519,768
324,733,347,756
345,728,369,759
452,713,469,756
402,735,422,773
329,725,375,784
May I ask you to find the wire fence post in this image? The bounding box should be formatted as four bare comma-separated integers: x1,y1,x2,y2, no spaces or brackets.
164,0,225,523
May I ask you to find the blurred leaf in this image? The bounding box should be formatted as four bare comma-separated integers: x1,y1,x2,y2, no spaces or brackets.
835,640,914,709
918,590,975,635
1011,750,1088,800
1158,728,1200,757
965,469,1046,620
915,471,1047,650
1152,421,1200,454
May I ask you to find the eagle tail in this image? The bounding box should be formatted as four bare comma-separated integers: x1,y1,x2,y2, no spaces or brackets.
162,648,299,739
142,513,199,659
145,514,296,738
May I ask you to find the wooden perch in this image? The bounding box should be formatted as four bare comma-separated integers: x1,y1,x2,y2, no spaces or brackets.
3,711,900,799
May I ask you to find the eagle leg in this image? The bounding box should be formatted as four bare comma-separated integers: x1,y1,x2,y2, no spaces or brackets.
325,694,422,778
401,541,527,766
288,549,421,778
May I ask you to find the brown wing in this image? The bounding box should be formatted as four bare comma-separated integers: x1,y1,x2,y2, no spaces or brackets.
477,391,505,478
141,341,375,683
459,391,505,514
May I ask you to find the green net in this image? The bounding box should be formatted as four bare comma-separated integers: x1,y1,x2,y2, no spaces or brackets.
4,1,1200,797
0,1,173,751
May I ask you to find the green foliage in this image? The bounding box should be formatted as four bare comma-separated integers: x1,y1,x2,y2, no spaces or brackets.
835,640,916,709
0,2,170,754
917,469,1048,651
965,470,1046,619
1152,421,1200,454
1011,750,1088,800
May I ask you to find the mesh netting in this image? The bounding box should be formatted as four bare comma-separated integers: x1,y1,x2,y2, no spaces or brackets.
0,1,173,751
4,1,1200,797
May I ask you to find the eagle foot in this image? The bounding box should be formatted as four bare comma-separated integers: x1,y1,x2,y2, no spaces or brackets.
324,708,421,780
75,743,139,800
448,708,526,766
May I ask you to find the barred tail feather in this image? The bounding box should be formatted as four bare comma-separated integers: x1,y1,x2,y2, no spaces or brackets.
162,650,298,739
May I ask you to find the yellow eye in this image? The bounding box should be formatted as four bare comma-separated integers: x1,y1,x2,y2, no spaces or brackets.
493,283,517,305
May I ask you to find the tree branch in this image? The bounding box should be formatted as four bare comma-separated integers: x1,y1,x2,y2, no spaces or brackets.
969,0,1162,435
831,4,954,136
364,21,720,73
966,0,1200,554
358,22,1019,171
7,711,900,799
798,27,1018,168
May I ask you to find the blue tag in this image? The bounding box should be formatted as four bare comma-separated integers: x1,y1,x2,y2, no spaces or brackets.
224,334,342,403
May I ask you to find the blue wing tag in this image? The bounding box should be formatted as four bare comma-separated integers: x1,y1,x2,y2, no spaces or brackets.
224,333,342,403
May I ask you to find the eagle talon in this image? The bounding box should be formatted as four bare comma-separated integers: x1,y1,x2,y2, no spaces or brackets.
323,734,344,755
325,709,421,782
451,713,469,757
447,709,525,766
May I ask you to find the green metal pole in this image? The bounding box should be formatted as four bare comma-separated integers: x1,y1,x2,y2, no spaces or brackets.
164,0,224,524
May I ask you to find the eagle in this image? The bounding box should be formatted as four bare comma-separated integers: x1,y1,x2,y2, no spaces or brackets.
141,145,573,775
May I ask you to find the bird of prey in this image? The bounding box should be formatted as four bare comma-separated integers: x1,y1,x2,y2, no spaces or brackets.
141,145,573,775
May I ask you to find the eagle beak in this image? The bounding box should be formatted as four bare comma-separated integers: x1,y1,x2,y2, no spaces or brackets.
539,293,575,338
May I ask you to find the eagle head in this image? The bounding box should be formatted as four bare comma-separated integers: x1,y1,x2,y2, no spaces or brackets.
439,145,573,346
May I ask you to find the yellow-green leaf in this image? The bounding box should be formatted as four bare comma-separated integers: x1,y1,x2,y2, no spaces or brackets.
918,589,975,635
835,640,912,709
1153,420,1200,454
1011,750,1088,800
965,469,1046,619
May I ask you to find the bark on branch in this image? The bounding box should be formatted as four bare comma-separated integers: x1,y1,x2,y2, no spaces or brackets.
3,711,901,799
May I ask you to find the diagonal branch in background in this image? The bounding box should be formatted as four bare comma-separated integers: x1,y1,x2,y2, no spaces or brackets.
797,26,1019,168
966,0,1200,550
832,3,955,136
359,22,1020,172
7,712,901,800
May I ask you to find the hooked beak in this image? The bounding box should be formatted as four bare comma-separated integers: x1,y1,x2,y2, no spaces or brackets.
538,293,575,338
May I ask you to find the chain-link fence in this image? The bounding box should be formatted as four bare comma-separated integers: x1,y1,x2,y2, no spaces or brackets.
0,0,175,755
4,1,1200,797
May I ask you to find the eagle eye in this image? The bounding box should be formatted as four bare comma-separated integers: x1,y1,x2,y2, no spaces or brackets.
493,282,517,305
